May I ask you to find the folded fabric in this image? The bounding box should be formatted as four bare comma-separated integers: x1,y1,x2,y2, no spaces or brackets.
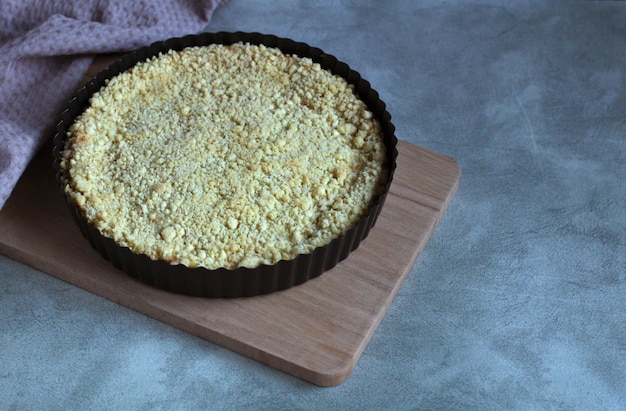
0,0,226,210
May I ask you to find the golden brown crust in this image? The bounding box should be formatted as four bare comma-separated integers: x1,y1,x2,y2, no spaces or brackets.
61,43,387,269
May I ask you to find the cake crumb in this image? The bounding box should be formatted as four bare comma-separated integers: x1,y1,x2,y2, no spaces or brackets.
160,226,177,242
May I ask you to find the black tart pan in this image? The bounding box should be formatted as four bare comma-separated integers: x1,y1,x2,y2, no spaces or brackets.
52,31,398,298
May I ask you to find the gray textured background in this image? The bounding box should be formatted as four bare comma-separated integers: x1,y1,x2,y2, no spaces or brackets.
1,1,625,409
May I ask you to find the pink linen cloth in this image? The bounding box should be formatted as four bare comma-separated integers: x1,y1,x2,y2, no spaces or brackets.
0,0,227,210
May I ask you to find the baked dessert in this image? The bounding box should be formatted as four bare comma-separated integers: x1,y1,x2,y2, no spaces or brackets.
59,42,388,271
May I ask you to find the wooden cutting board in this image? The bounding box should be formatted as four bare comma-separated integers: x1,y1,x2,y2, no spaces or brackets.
0,137,459,386
0,54,460,384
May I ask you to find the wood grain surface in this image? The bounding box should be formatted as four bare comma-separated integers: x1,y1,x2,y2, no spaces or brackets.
0,56,460,385
1,138,459,386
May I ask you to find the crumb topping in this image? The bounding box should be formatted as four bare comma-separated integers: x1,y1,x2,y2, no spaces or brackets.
61,42,387,269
